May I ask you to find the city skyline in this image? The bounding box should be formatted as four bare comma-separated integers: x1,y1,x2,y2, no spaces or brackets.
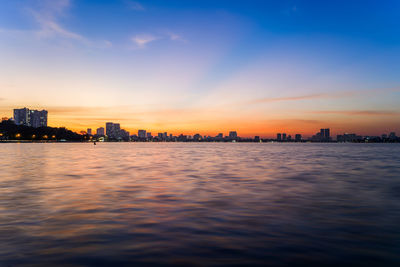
3,106,399,139
1,1,400,136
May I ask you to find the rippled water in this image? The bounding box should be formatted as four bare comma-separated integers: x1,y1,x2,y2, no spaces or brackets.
1,143,400,266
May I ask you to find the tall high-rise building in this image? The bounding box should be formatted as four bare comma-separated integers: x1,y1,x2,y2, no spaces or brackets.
138,130,146,138
29,110,47,127
282,133,287,141
96,127,105,136
295,134,302,142
106,122,120,139
87,128,92,135
13,108,29,126
13,107,47,127
277,133,282,141
229,131,238,139
324,128,330,139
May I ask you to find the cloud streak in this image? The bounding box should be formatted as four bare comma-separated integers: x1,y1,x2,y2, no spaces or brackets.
308,110,400,116
131,32,186,48
250,94,326,104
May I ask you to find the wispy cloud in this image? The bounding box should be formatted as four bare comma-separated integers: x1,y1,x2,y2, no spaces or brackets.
125,0,145,11
6,0,113,48
250,94,326,104
248,92,354,104
130,31,186,49
131,34,159,48
32,10,87,42
166,32,186,42
308,110,400,116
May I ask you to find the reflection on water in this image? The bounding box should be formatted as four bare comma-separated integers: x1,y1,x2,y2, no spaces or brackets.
0,143,400,266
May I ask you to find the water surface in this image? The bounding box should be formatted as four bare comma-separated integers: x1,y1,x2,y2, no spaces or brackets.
1,143,400,266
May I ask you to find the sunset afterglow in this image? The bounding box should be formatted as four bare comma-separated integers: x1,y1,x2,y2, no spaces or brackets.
1,0,400,137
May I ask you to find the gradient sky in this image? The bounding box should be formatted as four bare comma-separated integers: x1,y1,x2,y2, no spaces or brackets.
1,0,400,137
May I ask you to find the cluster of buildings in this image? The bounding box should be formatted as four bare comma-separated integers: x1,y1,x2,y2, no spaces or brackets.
87,125,242,142
311,128,331,142
337,132,398,143
87,123,130,141
276,133,303,142
4,108,399,143
275,129,330,142
13,108,48,128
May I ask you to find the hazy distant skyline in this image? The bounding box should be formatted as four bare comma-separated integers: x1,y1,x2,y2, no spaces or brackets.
1,0,400,137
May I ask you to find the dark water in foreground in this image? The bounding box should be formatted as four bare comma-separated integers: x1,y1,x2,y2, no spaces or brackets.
0,143,400,266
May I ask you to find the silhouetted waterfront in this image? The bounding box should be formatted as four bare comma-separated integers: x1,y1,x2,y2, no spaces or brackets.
1,143,400,266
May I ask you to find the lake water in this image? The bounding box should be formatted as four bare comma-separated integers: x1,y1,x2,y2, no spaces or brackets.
1,143,400,266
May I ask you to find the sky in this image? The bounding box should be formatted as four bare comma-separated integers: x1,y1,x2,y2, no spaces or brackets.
0,0,400,137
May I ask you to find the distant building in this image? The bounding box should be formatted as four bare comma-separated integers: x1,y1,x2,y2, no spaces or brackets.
324,128,330,140
277,133,282,141
229,131,237,139
254,136,260,142
13,107,47,128
282,133,287,141
96,127,105,136
106,122,122,139
13,108,30,126
87,128,92,135
319,128,330,141
295,134,302,142
337,133,362,142
312,128,331,142
30,110,48,127
138,129,146,139
389,132,397,140
120,129,130,141
193,133,202,141
147,132,152,139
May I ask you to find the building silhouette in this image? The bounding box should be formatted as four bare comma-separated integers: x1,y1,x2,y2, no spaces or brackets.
13,107,47,128
229,131,238,139
96,127,105,136
106,122,121,139
138,130,146,139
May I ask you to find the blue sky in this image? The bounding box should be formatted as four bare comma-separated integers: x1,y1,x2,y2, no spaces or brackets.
0,0,399,136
